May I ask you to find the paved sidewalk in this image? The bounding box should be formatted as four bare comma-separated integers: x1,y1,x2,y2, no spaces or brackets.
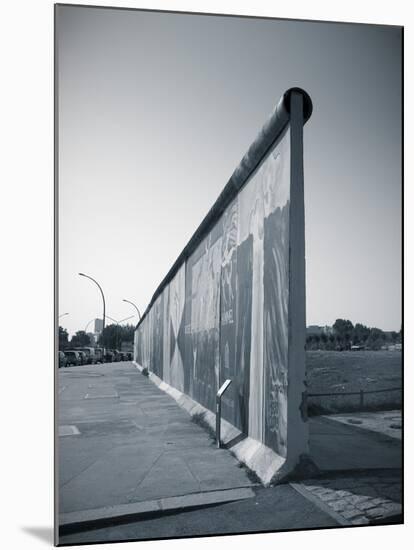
309,415,402,471
58,362,255,522
322,410,402,440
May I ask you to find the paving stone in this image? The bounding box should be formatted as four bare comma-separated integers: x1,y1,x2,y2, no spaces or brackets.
320,492,338,502
365,507,387,519
330,499,350,512
355,500,379,511
310,488,332,497
341,509,366,520
303,484,322,491
344,494,371,506
369,497,391,506
335,490,352,498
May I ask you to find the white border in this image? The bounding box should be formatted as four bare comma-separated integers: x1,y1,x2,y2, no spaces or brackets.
0,1,410,549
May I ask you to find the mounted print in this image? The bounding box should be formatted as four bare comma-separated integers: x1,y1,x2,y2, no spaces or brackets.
56,4,403,546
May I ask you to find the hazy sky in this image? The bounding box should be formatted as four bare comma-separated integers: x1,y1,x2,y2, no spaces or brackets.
57,6,402,336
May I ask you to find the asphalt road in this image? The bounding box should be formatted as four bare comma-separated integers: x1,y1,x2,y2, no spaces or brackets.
59,483,338,545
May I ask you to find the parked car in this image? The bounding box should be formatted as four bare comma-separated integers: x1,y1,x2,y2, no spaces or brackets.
59,351,68,368
107,350,121,362
113,350,122,362
77,351,87,365
74,347,96,364
126,352,133,361
64,350,81,366
104,350,115,363
95,348,104,363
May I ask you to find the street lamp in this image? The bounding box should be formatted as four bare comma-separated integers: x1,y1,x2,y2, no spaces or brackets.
59,312,69,319
79,273,106,348
106,315,135,324
122,299,141,320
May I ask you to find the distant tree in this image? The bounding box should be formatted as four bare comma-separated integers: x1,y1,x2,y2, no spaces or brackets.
70,330,90,348
333,319,354,337
369,328,383,341
353,323,370,345
59,326,69,350
344,332,352,347
99,324,135,350
333,319,354,349
367,327,385,350
86,332,96,346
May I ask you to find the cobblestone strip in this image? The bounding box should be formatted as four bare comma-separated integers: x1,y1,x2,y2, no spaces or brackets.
296,475,402,526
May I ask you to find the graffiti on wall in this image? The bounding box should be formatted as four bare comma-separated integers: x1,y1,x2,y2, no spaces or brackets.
135,128,291,458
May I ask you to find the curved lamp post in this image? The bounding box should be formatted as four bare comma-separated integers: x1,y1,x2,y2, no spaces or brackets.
122,299,141,320
79,273,106,346
59,312,69,319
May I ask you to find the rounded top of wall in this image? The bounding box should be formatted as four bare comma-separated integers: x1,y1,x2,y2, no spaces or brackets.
136,87,312,331
282,88,313,123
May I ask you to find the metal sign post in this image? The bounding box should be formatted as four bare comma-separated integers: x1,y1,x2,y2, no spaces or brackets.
216,379,232,448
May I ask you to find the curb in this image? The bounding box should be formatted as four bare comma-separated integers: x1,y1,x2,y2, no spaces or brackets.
59,487,256,534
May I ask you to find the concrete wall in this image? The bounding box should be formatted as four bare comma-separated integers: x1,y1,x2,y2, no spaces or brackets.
135,90,309,475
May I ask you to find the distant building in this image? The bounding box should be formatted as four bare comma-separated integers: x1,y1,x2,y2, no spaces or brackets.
94,318,103,333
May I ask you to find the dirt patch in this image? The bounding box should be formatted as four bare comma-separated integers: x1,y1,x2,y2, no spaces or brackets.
307,351,402,415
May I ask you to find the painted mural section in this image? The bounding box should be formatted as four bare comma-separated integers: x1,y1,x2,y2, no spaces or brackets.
185,223,222,411
135,128,292,458
165,264,186,392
